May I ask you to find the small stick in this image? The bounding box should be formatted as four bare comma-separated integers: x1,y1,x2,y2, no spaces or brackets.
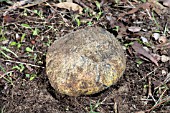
146,96,170,112
1,59,44,68
0,71,14,79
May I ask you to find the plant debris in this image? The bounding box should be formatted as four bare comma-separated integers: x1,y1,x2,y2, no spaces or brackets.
132,41,159,66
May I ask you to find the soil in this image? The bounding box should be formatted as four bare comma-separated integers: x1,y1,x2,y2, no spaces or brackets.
0,0,170,113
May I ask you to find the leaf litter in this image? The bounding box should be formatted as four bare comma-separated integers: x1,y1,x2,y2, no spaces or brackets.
132,41,159,66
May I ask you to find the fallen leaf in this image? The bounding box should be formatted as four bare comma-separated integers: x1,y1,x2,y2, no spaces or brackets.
106,15,116,28
156,41,170,50
132,41,159,66
66,0,73,2
54,2,83,14
119,2,151,18
160,0,170,7
128,26,141,32
152,53,161,61
135,111,145,113
3,15,15,23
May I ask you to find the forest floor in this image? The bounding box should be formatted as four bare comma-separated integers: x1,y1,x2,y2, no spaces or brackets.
0,0,170,113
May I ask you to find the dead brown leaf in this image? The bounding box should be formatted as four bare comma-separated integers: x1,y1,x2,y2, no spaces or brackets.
159,0,170,7
163,0,170,7
132,41,159,66
3,15,15,23
128,26,141,32
54,2,83,14
119,2,151,18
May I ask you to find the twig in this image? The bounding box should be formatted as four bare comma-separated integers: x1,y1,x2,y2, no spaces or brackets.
74,0,95,14
0,71,14,79
147,77,156,102
0,59,44,68
3,0,48,16
3,0,31,16
146,96,170,112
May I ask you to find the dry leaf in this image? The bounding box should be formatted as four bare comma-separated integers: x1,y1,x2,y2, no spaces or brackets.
132,41,158,66
159,0,170,7
66,0,73,2
3,15,15,23
3,0,47,16
119,2,151,18
128,26,141,32
135,111,145,113
163,0,170,7
55,2,83,14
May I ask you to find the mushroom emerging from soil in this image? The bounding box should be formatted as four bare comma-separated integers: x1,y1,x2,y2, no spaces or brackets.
46,27,126,96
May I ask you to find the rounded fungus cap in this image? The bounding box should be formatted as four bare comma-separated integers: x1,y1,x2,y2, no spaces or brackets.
46,27,126,96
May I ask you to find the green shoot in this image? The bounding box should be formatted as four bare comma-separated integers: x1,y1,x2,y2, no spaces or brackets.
94,1,103,20
32,28,40,36
21,24,39,36
151,11,160,29
21,33,26,42
21,24,32,29
89,100,101,113
113,26,120,32
0,46,18,58
26,47,33,52
0,65,6,72
2,71,14,85
0,50,12,59
163,23,168,35
141,0,146,3
75,16,81,27
23,9,28,16
96,11,102,20
12,64,25,72
136,59,143,65
10,33,26,49
95,1,101,10
33,10,44,19
124,42,134,48
0,26,7,42
87,21,93,26
26,74,37,80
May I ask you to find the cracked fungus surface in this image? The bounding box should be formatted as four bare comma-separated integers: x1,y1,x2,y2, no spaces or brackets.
46,27,126,96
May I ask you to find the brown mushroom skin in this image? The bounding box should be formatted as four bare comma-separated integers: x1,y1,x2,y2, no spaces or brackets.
46,27,126,96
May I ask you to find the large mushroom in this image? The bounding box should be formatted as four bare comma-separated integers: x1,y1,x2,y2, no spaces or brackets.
46,27,126,96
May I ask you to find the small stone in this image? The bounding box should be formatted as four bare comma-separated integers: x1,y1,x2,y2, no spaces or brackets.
2,40,9,44
162,70,167,76
140,36,148,43
161,55,170,62
152,33,160,40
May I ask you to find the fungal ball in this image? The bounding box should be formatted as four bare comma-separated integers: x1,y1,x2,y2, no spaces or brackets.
46,27,126,96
